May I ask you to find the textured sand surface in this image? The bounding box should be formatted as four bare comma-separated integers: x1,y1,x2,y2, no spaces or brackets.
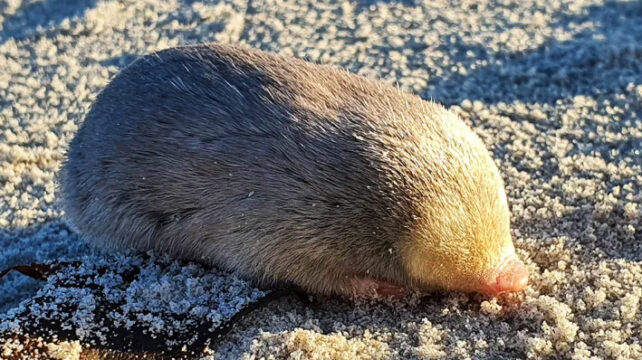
0,0,641,359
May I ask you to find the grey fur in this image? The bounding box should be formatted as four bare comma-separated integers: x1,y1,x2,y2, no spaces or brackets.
59,43,512,296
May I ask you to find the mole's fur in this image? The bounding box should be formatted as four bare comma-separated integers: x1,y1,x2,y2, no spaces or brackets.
60,43,528,298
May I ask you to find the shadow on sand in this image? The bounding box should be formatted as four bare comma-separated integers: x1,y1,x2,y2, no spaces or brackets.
424,0,642,105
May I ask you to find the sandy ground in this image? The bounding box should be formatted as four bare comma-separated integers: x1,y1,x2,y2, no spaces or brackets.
0,0,641,359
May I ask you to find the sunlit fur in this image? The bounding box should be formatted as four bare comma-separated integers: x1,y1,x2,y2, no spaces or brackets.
60,43,514,296
398,113,514,292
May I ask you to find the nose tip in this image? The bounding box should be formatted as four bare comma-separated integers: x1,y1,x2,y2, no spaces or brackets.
482,257,529,295
496,258,529,293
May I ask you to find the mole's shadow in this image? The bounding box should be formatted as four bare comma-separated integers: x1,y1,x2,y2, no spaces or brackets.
424,0,642,105
0,0,97,42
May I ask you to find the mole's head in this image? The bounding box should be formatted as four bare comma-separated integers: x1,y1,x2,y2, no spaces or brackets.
398,111,528,295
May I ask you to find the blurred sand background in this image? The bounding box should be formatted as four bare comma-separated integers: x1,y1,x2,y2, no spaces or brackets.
0,0,641,358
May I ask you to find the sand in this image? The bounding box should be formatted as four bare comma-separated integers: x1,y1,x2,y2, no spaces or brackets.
0,0,640,358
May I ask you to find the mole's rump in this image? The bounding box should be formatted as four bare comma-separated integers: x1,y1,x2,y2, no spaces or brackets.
60,43,527,298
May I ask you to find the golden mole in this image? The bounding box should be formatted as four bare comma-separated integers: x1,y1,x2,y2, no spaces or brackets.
59,43,528,298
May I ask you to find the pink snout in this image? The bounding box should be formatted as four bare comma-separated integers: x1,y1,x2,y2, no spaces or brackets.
480,256,529,295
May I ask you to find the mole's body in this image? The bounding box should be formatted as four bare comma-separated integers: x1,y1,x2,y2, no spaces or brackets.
60,44,527,297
